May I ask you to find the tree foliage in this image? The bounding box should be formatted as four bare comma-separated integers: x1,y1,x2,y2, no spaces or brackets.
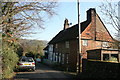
19,39,47,57
2,42,19,79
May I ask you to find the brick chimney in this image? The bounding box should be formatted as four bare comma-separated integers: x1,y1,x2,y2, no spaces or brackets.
64,18,69,30
87,8,96,22
87,8,96,40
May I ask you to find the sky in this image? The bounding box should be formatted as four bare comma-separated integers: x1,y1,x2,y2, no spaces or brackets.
22,1,119,41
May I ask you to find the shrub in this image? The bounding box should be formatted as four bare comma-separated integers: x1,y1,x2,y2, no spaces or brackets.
2,43,19,79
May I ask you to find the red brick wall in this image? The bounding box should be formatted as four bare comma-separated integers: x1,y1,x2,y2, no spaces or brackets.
81,10,115,59
69,40,78,71
96,14,114,42
53,39,78,72
81,40,102,59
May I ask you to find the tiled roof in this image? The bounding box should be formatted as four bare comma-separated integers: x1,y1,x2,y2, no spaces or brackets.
48,20,90,44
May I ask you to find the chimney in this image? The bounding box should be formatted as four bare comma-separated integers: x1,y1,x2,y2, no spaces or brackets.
87,8,96,40
64,18,69,30
87,8,96,22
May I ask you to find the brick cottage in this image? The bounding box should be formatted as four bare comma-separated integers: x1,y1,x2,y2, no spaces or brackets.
44,8,119,72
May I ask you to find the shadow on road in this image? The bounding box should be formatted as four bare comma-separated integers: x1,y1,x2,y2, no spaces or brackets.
14,63,77,80
14,72,76,80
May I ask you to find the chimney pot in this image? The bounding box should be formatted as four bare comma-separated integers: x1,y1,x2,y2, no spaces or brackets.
64,18,69,30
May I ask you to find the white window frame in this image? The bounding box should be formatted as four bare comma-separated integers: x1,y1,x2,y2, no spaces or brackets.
55,44,58,48
55,53,58,62
102,42,109,48
62,54,64,64
59,53,61,63
65,41,69,48
53,53,56,62
82,40,88,46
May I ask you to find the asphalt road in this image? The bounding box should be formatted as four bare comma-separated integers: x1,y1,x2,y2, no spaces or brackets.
14,63,76,80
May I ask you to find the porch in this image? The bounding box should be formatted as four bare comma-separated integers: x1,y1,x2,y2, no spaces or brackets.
87,49,119,62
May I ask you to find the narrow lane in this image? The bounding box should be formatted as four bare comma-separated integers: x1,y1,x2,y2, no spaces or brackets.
14,63,76,80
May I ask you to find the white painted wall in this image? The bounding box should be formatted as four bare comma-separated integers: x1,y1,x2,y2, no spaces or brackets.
48,44,53,61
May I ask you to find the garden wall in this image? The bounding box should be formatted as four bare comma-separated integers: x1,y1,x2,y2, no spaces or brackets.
82,59,120,78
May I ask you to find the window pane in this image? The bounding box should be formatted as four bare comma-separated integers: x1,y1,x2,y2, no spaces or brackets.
103,54,109,61
65,41,69,48
82,40,88,46
55,44,58,48
102,42,109,47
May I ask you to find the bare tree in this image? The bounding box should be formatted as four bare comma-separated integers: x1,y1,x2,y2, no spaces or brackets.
1,2,58,78
99,0,120,49
1,1,57,43
99,0,120,40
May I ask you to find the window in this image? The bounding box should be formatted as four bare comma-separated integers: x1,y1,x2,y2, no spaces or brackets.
65,41,69,48
102,42,109,48
111,54,118,62
62,54,64,64
53,53,56,62
55,44,58,48
103,54,109,61
49,45,53,52
55,53,58,62
66,53,69,64
82,40,88,46
59,53,61,63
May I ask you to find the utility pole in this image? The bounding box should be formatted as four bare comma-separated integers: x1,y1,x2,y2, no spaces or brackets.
118,1,120,41
77,0,82,73
118,1,120,62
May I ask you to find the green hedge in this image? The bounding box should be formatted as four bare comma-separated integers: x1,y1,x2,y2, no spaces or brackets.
2,43,19,79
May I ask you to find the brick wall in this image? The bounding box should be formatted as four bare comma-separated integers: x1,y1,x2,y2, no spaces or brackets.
96,15,114,42
87,49,101,60
81,9,115,59
69,40,78,71
82,59,120,78
53,39,78,72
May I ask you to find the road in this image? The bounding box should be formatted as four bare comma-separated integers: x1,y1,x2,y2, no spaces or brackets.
14,63,77,80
